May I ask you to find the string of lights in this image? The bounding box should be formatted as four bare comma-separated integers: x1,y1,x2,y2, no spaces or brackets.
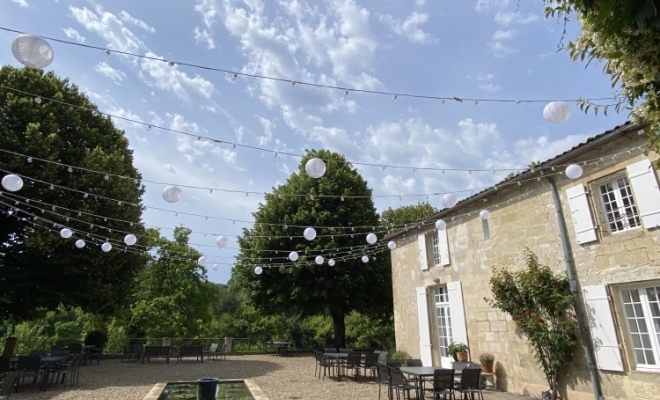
0,27,620,106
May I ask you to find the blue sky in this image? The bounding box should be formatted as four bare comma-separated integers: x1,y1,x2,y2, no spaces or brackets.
2,0,627,284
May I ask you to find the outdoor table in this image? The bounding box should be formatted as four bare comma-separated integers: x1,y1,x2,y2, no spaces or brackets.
271,341,290,356
399,366,460,400
324,352,366,381
10,356,67,391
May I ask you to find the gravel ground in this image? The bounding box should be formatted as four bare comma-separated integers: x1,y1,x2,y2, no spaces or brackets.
8,354,533,400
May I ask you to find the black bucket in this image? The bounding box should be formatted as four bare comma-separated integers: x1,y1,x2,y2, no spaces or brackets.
197,378,219,400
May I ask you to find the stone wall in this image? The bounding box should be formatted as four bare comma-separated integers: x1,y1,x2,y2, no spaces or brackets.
391,129,660,400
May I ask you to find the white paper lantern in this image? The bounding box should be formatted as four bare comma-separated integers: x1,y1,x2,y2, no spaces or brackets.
480,210,490,220
212,264,220,271
1,174,24,192
75,239,85,249
60,228,73,239
366,233,377,245
387,241,396,250
328,259,335,266
435,219,447,230
254,266,263,275
305,158,326,179
315,255,324,265
124,234,137,246
198,256,207,266
361,255,369,263
101,242,112,252
565,164,583,179
303,227,317,241
442,193,458,209
162,185,182,203
216,235,229,248
12,34,54,69
543,101,571,123
289,251,299,262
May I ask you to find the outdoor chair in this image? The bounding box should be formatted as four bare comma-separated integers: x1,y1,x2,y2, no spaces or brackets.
87,347,102,365
29,350,47,357
377,350,387,364
142,346,171,364
425,369,455,400
343,352,362,380
16,356,41,390
50,350,70,358
216,343,227,361
49,353,82,389
406,359,423,366
387,366,417,400
324,347,336,354
454,367,484,400
261,339,274,355
339,348,353,353
0,370,23,399
0,358,10,381
362,352,380,379
67,344,82,355
177,346,204,363
313,350,333,381
1,338,17,358
121,343,143,363
386,359,402,367
204,343,218,360
375,363,392,400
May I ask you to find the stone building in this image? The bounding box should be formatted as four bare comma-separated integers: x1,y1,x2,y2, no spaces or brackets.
387,122,660,400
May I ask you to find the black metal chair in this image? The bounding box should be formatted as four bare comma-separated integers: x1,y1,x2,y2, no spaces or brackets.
343,352,362,380
0,357,10,381
455,367,484,400
406,359,423,366
386,359,402,367
50,349,70,358
28,350,47,357
121,343,143,363
49,353,82,389
67,344,82,355
313,350,333,380
362,352,380,379
16,356,41,390
376,363,392,400
87,347,102,365
0,369,23,399
387,366,417,400
426,369,455,399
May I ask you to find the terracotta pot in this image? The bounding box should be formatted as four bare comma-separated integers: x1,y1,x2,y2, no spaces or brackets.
457,352,468,362
482,361,494,373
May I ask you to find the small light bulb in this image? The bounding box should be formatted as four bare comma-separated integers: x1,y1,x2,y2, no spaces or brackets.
168,61,175,67
105,49,111,56
34,96,42,104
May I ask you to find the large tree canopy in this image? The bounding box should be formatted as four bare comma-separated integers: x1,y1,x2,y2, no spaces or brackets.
233,150,392,346
381,202,438,230
0,66,146,321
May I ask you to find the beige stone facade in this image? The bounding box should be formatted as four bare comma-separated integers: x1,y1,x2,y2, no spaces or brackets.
389,123,660,400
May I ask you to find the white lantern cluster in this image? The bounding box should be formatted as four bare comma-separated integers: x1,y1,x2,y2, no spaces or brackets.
216,236,229,248
362,255,369,263
198,256,207,266
480,210,490,220
543,101,571,123
303,227,317,241
435,219,446,230
387,241,396,250
328,259,335,266
101,242,112,252
442,194,458,209
254,266,263,275
75,239,86,249
213,264,220,271
315,255,324,265
366,233,377,245
305,158,326,179
60,228,73,239
12,34,54,69
124,234,137,246
565,164,583,179
289,251,299,262
1,174,24,192
162,185,182,203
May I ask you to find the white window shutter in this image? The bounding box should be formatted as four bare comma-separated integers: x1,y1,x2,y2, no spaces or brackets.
626,159,660,229
447,281,469,359
417,233,429,271
566,184,598,244
582,285,624,372
437,229,450,266
415,286,433,366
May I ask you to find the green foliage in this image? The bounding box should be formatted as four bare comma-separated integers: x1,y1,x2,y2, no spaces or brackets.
380,202,437,230
345,311,395,350
487,249,577,400
389,350,410,363
233,149,392,346
0,66,147,321
448,342,469,356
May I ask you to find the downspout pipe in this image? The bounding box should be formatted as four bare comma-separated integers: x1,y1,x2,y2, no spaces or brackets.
545,173,603,400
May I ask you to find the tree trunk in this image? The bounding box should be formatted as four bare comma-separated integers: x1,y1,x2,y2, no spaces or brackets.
331,311,346,348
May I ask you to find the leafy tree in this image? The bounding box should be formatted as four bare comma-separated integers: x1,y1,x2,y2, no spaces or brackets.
0,66,146,322
380,202,437,230
233,150,392,347
129,227,220,338
487,249,578,400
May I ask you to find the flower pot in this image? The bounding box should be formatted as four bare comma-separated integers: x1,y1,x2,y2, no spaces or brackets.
457,352,468,362
482,361,494,373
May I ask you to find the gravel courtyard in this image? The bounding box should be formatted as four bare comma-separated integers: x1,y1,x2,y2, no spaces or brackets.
9,354,533,400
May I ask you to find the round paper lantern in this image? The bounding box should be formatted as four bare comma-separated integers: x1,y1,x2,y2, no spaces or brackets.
212,264,220,271
442,193,458,209
328,259,335,266
480,210,490,220
305,157,326,179
289,251,299,262
216,235,229,248
565,164,583,179
254,266,263,275
162,185,182,203
303,227,317,241
198,256,207,266
75,239,85,248
60,228,73,239
361,255,369,263
315,255,324,265
1,174,24,192
124,234,137,246
11,34,54,69
101,242,112,252
435,219,447,230
543,101,571,123
366,233,377,245
387,241,396,250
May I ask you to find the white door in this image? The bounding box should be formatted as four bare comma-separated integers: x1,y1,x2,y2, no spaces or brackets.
433,286,454,367
415,287,433,366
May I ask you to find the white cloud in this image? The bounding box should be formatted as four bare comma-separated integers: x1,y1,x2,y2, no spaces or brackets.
491,29,517,41
475,0,510,13
139,53,216,105
488,30,518,57
475,72,495,81
512,134,592,164
194,26,216,49
69,5,144,53
10,0,28,7
478,83,501,92
414,0,426,5
256,115,276,145
195,0,221,28
494,11,539,26
119,11,156,33
61,28,86,43
94,61,127,84
381,175,417,196
380,12,437,44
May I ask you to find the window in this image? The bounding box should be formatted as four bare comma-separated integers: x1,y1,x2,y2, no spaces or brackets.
482,219,490,240
433,287,453,359
619,284,660,370
598,176,641,233
431,234,441,266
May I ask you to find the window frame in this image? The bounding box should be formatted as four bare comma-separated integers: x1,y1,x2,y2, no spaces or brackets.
431,232,441,266
616,281,660,372
432,286,452,359
591,172,642,236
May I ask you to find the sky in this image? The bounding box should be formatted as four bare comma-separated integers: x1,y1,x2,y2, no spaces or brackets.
1,0,628,284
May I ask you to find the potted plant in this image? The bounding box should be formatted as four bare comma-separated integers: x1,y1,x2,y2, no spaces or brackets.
479,352,495,373
390,350,410,366
448,342,469,362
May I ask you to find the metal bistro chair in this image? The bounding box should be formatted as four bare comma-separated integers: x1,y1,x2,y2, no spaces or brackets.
28,350,47,357
313,350,333,380
343,352,362,380
426,368,455,400
0,357,10,381
362,351,380,379
454,367,484,400
387,366,417,400
16,356,41,390
376,363,392,400
0,370,24,399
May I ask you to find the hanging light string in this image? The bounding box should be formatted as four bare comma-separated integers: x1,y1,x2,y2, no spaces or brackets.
0,27,620,106
0,85,618,174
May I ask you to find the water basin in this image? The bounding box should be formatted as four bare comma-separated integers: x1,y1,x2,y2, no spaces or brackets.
144,380,268,400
